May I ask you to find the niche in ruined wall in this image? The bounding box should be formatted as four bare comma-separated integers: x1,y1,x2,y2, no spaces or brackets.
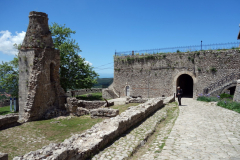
50,63,55,82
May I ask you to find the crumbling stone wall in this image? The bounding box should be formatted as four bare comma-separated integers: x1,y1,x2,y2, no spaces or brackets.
65,97,114,116
90,108,119,118
0,114,19,130
66,88,102,97
13,96,174,160
18,11,65,122
113,50,240,99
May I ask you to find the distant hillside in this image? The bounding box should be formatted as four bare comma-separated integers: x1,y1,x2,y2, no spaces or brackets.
93,78,113,88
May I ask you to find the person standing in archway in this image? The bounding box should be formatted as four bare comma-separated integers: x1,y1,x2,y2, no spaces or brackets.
176,86,183,106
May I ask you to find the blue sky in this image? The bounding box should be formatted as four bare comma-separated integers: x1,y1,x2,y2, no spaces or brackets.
0,0,240,78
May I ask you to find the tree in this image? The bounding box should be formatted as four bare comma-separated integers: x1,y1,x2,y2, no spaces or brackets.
0,23,98,97
0,57,19,97
49,23,98,91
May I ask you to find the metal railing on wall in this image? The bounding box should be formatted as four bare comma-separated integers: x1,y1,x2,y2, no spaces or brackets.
115,42,240,56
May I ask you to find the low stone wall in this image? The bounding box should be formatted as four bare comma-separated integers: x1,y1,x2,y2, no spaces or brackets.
90,108,119,118
0,113,19,130
126,97,148,103
66,89,102,97
65,97,114,116
0,153,8,160
14,96,174,160
66,97,106,109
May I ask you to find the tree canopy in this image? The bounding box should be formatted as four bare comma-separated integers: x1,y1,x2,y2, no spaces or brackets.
0,23,98,97
49,23,98,91
0,57,19,97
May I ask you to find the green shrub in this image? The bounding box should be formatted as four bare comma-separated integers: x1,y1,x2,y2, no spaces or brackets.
219,93,233,99
217,100,240,113
76,92,103,101
210,67,217,73
197,96,219,102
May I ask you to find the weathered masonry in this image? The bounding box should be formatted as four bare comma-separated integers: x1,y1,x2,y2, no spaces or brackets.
18,11,65,122
110,50,240,99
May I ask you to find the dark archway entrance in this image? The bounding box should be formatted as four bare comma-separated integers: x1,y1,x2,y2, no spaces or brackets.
177,74,193,98
228,86,236,95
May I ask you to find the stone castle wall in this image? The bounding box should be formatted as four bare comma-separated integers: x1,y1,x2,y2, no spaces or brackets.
113,50,240,99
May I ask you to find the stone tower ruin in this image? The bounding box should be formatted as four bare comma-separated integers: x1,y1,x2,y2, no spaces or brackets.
19,11,65,122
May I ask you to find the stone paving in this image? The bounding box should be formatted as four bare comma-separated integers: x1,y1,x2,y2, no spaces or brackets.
154,98,240,160
91,98,240,160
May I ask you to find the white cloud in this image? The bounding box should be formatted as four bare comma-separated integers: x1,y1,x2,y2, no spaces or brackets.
78,55,92,66
0,30,26,55
84,60,92,66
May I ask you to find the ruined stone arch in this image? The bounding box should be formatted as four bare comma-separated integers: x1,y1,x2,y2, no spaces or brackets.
172,71,197,99
220,81,237,95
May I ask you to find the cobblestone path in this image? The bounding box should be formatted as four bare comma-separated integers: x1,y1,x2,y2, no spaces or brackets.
92,98,240,160
153,98,240,160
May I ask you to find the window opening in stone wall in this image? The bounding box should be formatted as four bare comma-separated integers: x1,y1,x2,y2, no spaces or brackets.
177,74,193,98
50,63,55,82
126,86,130,97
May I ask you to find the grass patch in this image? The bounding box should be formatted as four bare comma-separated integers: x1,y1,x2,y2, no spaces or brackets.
0,106,13,115
0,103,140,159
111,103,140,114
76,92,104,101
0,115,103,159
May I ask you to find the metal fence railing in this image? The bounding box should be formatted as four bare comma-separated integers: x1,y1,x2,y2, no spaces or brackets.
115,42,240,56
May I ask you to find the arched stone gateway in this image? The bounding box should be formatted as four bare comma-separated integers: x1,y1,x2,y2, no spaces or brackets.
126,86,130,97
172,71,197,99
177,74,193,97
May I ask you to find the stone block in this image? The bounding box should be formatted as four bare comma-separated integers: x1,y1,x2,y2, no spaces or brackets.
76,107,89,116
90,108,119,118
0,153,8,160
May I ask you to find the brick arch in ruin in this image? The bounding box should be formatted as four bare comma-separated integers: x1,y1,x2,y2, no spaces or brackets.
172,71,198,99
